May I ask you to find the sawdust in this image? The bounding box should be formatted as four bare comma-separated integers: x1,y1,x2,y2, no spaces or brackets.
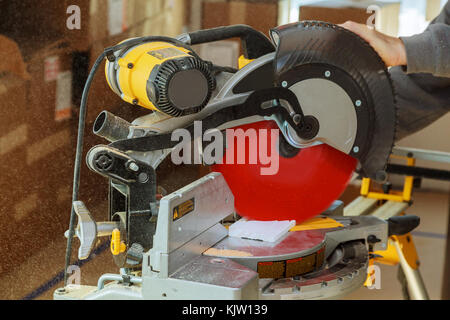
204,248,253,257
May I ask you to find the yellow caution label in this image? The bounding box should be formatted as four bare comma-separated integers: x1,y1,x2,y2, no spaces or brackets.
173,198,195,221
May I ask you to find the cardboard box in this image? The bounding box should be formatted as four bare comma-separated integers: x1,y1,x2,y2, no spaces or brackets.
202,0,279,37
26,39,75,130
0,36,78,275
89,0,179,42
1,0,187,53
127,0,187,38
200,0,278,59
0,35,30,81
0,75,29,159
299,0,400,37
0,0,91,52
426,0,443,21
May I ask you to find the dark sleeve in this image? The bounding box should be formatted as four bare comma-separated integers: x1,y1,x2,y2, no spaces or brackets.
399,2,450,77
390,67,450,141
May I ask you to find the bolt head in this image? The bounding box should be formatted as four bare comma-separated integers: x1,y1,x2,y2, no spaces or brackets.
56,288,66,294
138,172,149,183
325,71,331,78
355,100,362,107
95,154,113,170
281,81,288,88
292,114,302,125
353,146,360,153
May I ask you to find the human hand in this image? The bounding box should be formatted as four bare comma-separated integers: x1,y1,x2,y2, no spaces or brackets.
339,21,407,67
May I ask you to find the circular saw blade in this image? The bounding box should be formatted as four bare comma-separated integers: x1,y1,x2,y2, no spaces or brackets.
271,21,397,181
213,121,357,222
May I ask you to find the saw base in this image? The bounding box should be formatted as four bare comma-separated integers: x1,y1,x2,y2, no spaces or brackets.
55,173,388,300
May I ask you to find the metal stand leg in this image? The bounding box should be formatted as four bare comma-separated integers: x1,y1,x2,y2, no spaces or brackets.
393,239,429,300
442,193,450,300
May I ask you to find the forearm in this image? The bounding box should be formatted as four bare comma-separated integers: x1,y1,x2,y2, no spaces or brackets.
401,23,450,77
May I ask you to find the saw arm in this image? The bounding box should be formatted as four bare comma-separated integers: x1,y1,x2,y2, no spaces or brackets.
99,22,396,181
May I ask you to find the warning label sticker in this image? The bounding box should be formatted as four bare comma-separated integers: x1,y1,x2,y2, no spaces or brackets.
173,198,195,221
148,47,186,60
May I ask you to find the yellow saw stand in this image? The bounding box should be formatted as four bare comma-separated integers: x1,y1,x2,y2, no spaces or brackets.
345,146,450,300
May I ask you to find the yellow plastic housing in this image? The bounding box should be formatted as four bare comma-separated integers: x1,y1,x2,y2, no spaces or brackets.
110,228,126,256
105,41,192,112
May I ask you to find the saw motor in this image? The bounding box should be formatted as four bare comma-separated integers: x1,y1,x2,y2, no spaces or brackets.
105,41,216,116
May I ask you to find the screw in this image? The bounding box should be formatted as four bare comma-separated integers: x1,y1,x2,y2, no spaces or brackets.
368,235,381,244
138,172,149,183
282,81,288,88
127,161,139,172
353,146,360,153
127,63,134,69
355,100,362,107
325,70,331,78
132,99,139,105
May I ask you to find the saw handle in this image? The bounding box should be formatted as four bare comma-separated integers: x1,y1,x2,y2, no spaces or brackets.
187,24,275,59
387,215,420,237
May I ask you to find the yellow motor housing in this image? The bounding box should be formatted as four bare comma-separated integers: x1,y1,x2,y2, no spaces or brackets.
105,41,215,117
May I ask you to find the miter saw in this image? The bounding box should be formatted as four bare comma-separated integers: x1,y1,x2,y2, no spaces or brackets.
55,22,421,300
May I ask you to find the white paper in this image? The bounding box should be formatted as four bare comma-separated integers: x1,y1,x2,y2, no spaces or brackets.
229,219,296,243
108,0,125,36
44,56,60,82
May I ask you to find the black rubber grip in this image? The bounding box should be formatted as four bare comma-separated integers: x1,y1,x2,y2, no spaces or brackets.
386,164,450,181
188,24,275,59
388,215,420,237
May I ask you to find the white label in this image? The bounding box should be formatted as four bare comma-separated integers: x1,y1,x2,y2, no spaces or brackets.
108,0,125,36
44,56,60,82
55,71,72,121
